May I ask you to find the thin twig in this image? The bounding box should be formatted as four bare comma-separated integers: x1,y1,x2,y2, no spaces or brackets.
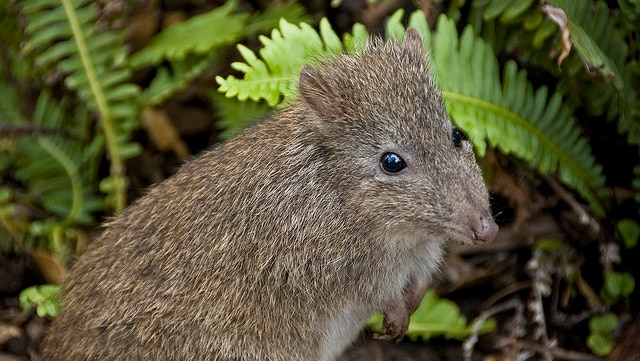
542,174,599,233
463,298,524,361
0,124,70,138
497,338,602,361
480,280,532,310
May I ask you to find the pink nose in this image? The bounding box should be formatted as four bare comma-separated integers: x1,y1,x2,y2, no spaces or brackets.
471,214,498,245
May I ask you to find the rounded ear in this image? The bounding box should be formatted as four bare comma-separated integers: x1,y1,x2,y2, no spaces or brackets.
403,28,425,52
299,64,336,116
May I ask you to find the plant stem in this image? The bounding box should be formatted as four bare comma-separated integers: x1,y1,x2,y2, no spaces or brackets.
62,0,126,212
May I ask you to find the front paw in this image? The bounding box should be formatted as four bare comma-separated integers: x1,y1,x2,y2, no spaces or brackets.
373,310,409,341
374,276,429,341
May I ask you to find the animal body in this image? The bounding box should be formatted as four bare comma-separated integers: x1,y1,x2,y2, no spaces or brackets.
42,28,498,360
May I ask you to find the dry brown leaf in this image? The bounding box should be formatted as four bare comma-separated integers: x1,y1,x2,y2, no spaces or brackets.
28,249,66,285
575,273,603,310
0,324,22,345
124,3,161,52
541,4,572,68
141,107,190,160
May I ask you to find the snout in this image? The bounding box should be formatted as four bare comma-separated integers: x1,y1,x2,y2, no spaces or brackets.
470,213,498,245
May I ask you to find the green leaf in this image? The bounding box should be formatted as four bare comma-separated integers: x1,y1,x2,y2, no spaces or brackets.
0,79,26,122
565,22,623,89
385,8,407,41
619,0,640,31
604,271,635,300
22,0,141,212
320,16,343,53
7,91,103,225
620,273,635,296
19,284,62,318
242,3,313,37
129,1,247,68
118,142,143,159
500,0,536,23
587,313,618,356
139,54,214,107
587,332,615,356
546,0,639,146
216,17,348,107
589,312,618,333
547,0,625,90
483,0,511,21
408,11,432,45
616,219,640,248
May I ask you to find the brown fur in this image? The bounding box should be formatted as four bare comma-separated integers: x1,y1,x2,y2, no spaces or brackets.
42,29,497,361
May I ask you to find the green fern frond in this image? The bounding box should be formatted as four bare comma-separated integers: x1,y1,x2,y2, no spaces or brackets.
547,0,626,89
242,3,313,36
470,1,639,146
619,0,640,31
477,0,537,23
429,14,606,214
129,1,247,68
28,93,103,223
216,18,365,107
384,8,431,42
0,79,23,123
129,2,311,70
469,0,553,57
22,0,141,212
545,0,639,145
0,88,102,254
4,89,104,228
141,55,215,107
133,2,312,108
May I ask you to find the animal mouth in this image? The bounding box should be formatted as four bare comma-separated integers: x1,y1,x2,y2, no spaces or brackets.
472,230,494,245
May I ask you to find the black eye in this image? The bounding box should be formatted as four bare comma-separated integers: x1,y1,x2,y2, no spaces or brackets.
452,129,463,147
380,152,406,174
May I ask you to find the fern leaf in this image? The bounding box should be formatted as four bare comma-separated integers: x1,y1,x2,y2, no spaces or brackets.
619,0,640,31
478,0,537,22
216,18,353,107
133,2,313,109
242,3,313,36
22,0,141,212
429,14,606,214
484,0,510,20
477,0,638,146
141,55,214,107
129,1,247,68
546,0,625,89
545,0,640,145
6,90,104,225
0,80,24,123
